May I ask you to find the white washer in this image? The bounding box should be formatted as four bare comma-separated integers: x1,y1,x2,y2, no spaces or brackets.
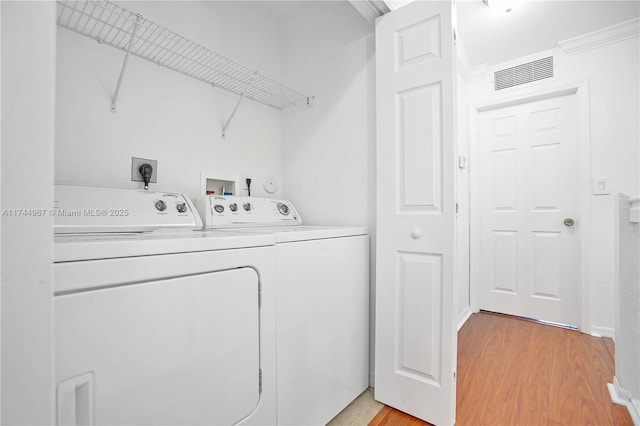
201,195,370,426
54,185,276,426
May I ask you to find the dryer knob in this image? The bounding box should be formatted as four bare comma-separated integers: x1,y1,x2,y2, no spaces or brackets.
155,200,167,212
176,202,187,213
277,203,290,215
229,203,238,212
243,203,252,212
214,204,225,214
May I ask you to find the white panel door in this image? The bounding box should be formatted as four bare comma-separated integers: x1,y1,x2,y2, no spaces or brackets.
375,2,457,425
478,94,580,326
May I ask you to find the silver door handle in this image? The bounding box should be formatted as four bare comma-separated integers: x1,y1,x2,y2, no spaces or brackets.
564,218,575,227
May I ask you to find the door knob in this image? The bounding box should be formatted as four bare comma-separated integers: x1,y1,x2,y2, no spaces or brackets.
564,218,575,227
411,229,422,239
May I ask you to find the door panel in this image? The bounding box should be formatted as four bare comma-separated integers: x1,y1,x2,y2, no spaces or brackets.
478,95,580,326
375,2,457,425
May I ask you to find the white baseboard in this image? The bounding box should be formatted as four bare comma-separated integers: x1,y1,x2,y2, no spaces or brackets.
457,306,473,331
631,399,640,426
591,325,615,338
608,377,640,425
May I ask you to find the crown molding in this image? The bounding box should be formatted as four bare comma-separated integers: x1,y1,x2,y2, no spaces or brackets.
456,39,489,82
558,18,639,56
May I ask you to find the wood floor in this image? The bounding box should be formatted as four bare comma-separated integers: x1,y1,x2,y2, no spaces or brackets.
369,312,633,426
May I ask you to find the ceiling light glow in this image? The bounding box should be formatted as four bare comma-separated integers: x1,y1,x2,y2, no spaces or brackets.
482,0,524,14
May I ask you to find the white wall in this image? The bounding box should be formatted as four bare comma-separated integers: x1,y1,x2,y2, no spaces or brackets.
1,1,57,424
564,36,640,334
614,194,640,412
464,34,640,334
280,1,376,381
281,2,375,227
56,1,285,202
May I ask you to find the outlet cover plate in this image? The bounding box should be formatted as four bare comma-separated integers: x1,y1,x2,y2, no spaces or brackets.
131,157,158,184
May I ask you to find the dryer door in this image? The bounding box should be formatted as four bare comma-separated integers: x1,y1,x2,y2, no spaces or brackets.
55,267,260,426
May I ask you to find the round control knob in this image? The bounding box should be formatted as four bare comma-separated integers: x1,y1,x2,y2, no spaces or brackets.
214,204,224,214
229,203,238,212
277,202,290,215
155,200,167,212
243,203,252,212
410,228,422,239
176,202,187,213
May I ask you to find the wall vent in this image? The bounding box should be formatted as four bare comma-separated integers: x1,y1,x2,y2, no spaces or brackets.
493,56,554,91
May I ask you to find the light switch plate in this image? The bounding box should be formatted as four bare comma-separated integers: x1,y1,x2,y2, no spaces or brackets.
592,177,610,195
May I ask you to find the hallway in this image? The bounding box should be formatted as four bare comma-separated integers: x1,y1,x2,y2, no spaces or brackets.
370,312,633,425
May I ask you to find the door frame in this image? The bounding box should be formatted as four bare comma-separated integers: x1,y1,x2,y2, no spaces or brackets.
468,80,592,333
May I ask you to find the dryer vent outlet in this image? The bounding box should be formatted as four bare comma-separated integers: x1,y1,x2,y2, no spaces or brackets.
131,157,158,185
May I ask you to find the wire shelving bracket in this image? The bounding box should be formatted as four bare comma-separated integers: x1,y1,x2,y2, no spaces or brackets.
56,1,313,133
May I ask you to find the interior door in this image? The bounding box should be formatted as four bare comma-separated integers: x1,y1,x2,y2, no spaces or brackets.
374,2,457,425
478,94,581,326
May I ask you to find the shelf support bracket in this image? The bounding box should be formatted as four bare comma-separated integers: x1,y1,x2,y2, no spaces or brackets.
110,14,142,113
221,73,256,139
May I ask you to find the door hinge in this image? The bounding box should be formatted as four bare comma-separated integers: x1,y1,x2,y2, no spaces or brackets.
258,282,262,308
455,202,459,215
259,368,263,393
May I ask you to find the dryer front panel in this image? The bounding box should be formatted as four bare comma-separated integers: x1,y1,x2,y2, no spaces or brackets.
55,267,260,426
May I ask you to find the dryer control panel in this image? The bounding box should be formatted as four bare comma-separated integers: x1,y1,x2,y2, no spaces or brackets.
200,195,302,228
54,185,202,234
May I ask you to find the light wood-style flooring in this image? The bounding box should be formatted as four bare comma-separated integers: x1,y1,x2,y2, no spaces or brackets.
369,311,632,426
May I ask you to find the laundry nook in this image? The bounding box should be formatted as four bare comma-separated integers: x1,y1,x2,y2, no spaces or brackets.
1,1,639,425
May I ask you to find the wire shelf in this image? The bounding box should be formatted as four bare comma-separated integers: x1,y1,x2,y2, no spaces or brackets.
57,0,310,110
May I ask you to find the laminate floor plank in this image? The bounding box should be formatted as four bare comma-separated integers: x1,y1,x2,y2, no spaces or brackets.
369,312,633,426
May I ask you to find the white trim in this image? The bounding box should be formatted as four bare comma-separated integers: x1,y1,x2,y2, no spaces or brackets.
559,18,640,56
468,104,481,315
468,80,591,332
590,326,615,339
608,378,640,426
456,305,473,332
630,196,640,223
613,376,633,400
632,399,640,426
475,81,579,112
576,81,593,335
348,0,389,22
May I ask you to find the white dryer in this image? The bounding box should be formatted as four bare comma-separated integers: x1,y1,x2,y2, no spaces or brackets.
200,195,369,425
53,185,276,426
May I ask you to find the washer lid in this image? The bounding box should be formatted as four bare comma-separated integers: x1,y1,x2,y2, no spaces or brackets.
223,226,368,243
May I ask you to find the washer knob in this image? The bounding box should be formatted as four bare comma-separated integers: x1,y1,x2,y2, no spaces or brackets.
277,203,290,215
229,203,238,212
214,204,224,213
243,203,252,212
155,200,167,212
176,202,187,213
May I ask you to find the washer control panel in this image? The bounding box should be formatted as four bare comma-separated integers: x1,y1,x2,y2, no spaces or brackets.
201,195,301,228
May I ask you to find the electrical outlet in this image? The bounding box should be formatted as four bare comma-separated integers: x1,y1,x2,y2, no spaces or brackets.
131,157,158,184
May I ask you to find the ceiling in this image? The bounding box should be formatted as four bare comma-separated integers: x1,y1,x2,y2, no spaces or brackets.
250,0,639,67
456,0,640,66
